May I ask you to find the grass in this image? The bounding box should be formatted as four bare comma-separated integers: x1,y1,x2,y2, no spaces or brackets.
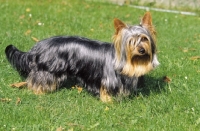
0,0,200,130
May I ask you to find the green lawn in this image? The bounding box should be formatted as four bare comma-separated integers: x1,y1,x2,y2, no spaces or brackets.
0,0,200,130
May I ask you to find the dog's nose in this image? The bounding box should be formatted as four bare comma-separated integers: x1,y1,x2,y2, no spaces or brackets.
139,48,145,54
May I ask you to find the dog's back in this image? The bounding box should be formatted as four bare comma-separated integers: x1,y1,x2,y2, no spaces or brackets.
5,36,116,95
5,36,113,76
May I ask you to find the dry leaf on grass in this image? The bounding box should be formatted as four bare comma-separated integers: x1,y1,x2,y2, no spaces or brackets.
71,85,83,93
26,8,31,12
10,82,27,88
77,87,83,93
88,122,100,130
189,48,197,51
24,29,31,36
31,36,39,42
68,128,73,131
19,15,25,19
76,85,83,93
163,76,171,83
105,106,109,111
66,123,84,129
0,98,12,102
67,123,79,126
180,48,197,53
56,126,64,131
16,97,21,105
190,56,200,60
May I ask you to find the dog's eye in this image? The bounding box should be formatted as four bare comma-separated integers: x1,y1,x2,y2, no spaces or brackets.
141,37,148,42
129,40,132,45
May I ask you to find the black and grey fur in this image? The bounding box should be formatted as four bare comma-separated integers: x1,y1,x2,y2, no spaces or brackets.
5,12,159,102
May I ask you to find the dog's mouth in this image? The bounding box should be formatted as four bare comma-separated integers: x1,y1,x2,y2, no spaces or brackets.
131,53,151,67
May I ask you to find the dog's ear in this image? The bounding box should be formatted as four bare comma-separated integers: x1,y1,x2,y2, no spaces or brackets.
140,12,152,27
140,12,156,38
114,18,126,34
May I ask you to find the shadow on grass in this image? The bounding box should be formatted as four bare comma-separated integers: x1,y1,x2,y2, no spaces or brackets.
59,75,167,102
18,74,166,101
135,75,167,97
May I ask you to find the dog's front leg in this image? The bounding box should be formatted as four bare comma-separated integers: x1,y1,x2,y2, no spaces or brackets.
100,86,112,103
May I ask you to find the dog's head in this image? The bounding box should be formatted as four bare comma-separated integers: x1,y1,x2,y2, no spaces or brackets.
113,12,159,77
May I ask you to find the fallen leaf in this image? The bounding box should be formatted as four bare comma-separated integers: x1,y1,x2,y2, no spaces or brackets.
99,23,103,28
77,87,83,93
190,56,200,60
163,76,171,83
180,47,197,53
72,85,83,93
67,123,78,126
10,82,27,88
105,106,109,111
56,126,63,131
189,48,197,51
66,123,84,129
19,15,25,19
182,49,188,52
24,29,31,36
90,28,94,32
26,8,31,12
88,122,100,130
125,14,130,18
85,4,90,9
16,97,21,105
68,128,73,131
0,98,12,102
31,37,39,42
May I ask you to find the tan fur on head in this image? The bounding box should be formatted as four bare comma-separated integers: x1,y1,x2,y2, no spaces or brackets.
112,18,127,62
140,12,156,43
113,12,157,77
113,18,127,35
121,55,153,77
121,36,153,77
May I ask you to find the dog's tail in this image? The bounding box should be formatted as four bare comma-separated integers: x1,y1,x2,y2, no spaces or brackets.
5,45,31,77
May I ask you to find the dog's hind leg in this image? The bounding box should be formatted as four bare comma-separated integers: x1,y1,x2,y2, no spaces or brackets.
26,70,58,94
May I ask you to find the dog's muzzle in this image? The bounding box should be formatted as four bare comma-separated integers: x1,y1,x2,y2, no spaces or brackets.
138,47,145,55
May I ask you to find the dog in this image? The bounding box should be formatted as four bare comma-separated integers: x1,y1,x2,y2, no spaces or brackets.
5,12,159,102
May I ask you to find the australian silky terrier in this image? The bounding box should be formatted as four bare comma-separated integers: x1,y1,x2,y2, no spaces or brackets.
5,12,159,102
